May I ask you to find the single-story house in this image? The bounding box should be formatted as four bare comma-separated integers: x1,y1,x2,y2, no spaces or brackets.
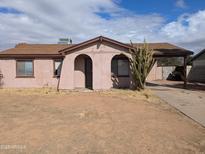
0,36,193,90
188,49,205,83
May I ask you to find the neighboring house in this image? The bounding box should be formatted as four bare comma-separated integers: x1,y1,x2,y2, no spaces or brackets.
188,49,205,83
0,36,193,90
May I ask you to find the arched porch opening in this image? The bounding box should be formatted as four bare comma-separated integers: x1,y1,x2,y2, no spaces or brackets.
74,54,93,89
111,54,130,88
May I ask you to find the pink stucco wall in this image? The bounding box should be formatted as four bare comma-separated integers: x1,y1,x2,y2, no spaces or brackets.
0,42,162,89
59,42,132,90
0,59,58,88
146,62,163,81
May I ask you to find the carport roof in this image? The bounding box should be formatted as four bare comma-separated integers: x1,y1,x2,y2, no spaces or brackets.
131,43,193,57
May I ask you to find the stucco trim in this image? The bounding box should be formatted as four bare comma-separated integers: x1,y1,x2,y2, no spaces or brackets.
59,36,133,54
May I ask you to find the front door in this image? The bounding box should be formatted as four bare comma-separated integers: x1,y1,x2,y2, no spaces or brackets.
85,58,92,89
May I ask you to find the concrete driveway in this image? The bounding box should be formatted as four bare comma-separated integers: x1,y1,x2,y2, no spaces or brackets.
148,81,205,127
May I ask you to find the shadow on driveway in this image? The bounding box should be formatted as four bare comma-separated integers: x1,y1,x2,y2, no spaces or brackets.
146,80,205,92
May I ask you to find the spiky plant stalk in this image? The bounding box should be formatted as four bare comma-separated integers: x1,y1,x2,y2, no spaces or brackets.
129,41,155,90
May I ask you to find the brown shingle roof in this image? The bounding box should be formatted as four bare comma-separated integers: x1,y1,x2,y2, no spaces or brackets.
131,43,193,57
0,36,193,58
131,43,183,49
0,43,72,55
59,36,193,57
0,43,73,58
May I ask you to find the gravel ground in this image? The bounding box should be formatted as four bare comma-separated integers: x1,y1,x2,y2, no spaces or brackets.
0,89,205,154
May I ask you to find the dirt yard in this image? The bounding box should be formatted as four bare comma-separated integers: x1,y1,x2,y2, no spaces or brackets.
0,89,205,154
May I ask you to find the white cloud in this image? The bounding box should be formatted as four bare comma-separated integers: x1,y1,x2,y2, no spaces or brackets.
160,10,205,51
0,0,164,49
0,0,204,53
175,0,187,9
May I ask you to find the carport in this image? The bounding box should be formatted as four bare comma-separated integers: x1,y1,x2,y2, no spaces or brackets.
153,48,193,88
132,43,193,88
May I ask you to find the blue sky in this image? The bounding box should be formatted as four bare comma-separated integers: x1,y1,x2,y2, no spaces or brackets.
96,0,205,22
0,7,22,14
0,0,205,52
119,0,205,21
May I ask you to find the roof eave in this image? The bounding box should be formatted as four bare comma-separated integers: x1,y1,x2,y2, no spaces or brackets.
153,49,194,57
0,54,64,59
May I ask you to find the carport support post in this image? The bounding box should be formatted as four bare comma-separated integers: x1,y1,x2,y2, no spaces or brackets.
183,56,187,89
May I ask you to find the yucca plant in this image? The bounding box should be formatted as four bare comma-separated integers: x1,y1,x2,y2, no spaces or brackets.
129,41,155,90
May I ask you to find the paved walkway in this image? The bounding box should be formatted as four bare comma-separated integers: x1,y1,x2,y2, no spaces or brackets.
148,81,205,127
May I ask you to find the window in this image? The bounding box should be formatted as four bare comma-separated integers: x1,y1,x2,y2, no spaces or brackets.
118,59,129,76
111,58,129,77
54,59,62,77
16,60,34,77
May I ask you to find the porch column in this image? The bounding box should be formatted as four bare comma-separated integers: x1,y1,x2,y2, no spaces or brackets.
92,54,112,90
58,55,75,90
183,56,188,89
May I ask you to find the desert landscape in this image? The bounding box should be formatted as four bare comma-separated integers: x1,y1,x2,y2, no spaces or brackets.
0,89,204,154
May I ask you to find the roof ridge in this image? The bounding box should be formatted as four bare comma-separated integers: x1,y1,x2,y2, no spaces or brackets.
59,35,132,53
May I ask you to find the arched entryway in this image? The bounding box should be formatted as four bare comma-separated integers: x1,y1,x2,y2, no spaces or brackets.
111,54,130,88
74,54,93,89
